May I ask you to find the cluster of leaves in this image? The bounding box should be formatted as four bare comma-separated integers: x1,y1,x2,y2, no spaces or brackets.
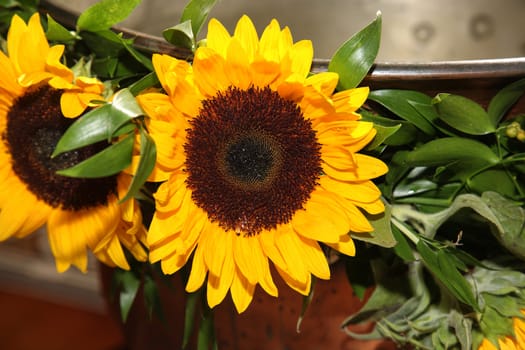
332,53,525,350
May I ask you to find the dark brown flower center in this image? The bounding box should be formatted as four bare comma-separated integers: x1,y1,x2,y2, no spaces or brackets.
185,86,322,236
3,86,117,210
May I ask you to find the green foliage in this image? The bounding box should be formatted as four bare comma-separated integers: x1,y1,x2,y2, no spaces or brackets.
328,12,381,90
77,0,142,32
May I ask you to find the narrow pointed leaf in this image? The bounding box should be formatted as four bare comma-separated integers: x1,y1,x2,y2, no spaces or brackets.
368,89,436,135
180,0,217,38
53,88,143,157
296,278,316,332
328,12,381,90
182,291,200,349
433,94,496,135
116,269,141,322
56,134,134,178
488,78,525,125
77,0,142,32
46,15,76,42
163,20,195,51
120,127,157,203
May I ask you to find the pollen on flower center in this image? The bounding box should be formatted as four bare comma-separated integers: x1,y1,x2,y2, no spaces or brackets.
220,132,283,191
184,86,322,236
4,86,117,211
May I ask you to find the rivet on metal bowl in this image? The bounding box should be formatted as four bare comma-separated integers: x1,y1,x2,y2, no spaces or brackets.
470,13,494,40
412,21,435,44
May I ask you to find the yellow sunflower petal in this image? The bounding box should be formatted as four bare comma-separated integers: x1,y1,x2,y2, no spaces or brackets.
193,47,230,97
319,176,381,203
230,267,256,313
322,153,388,181
186,243,208,292
207,240,235,308
326,233,356,256
233,234,269,285
296,235,330,280
259,19,282,62
233,15,258,61
305,71,339,96
47,199,120,273
225,38,252,89
274,225,310,285
332,86,370,112
0,177,51,240
60,92,84,118
274,263,312,295
207,18,231,58
291,189,350,243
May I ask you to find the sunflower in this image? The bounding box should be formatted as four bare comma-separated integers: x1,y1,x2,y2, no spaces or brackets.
478,312,525,350
0,13,147,272
138,15,387,313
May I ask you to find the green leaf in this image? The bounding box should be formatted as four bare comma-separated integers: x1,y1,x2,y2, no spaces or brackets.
56,133,134,178
368,89,436,135
45,15,76,42
163,20,195,51
402,137,499,169
449,309,473,350
197,306,217,350
143,275,164,321
128,72,160,96
182,291,200,349
366,123,402,150
360,110,418,146
351,203,397,248
328,12,381,90
488,78,525,125
481,191,525,260
433,93,496,135
77,0,142,32
416,241,479,311
120,126,157,203
180,0,217,39
296,278,315,332
391,224,415,262
53,88,143,157
115,269,141,322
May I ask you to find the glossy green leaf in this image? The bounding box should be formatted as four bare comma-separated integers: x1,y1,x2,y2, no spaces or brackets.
163,20,195,51
403,137,499,167
128,72,160,95
416,241,479,311
53,88,142,157
77,0,142,32
56,134,134,178
328,12,381,90
360,110,418,146
433,93,496,135
366,123,401,150
488,78,525,125
180,0,217,39
120,127,157,203
369,89,436,135
45,15,76,42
